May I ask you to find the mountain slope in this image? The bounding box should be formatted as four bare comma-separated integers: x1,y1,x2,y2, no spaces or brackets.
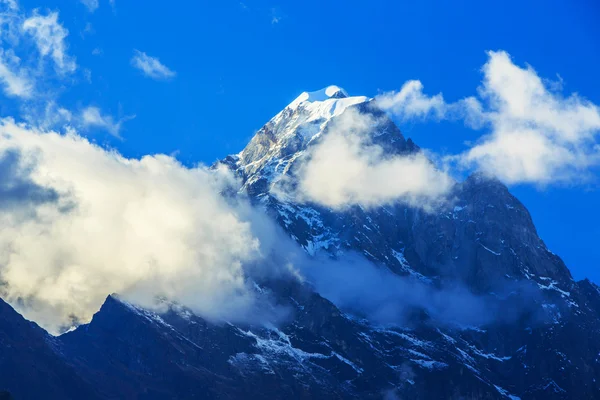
1,86,600,399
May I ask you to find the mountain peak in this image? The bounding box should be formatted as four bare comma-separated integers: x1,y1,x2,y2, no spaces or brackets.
288,85,349,108
231,86,372,183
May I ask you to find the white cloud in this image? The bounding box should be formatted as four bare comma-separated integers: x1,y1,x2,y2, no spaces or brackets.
458,51,600,184
80,0,99,12
0,0,17,11
131,50,175,80
374,51,600,186
0,49,32,97
0,5,79,103
22,100,72,129
81,106,134,138
22,11,76,74
376,80,447,121
0,119,289,333
285,109,453,210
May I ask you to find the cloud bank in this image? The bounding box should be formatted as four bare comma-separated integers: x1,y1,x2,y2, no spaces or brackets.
0,120,289,333
0,119,493,335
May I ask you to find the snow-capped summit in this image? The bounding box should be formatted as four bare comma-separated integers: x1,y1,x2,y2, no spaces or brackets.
286,85,368,117
227,86,371,189
287,85,350,108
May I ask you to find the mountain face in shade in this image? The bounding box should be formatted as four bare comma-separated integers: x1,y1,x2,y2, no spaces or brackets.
2,87,600,399
0,298,101,400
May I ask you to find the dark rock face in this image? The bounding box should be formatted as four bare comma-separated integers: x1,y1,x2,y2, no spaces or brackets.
0,298,101,399
1,94,599,399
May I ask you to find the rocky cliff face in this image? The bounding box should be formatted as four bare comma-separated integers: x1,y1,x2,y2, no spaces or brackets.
1,86,599,399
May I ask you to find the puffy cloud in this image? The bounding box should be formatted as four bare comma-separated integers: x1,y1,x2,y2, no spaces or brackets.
22,11,76,74
288,108,453,210
131,50,176,80
81,106,135,138
375,80,447,121
457,51,600,184
0,120,289,333
375,51,600,186
0,148,59,211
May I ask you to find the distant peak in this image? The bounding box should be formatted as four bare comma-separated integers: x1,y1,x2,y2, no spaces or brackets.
288,85,350,109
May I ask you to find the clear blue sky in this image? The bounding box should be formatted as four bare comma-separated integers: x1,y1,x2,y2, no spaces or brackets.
9,0,600,282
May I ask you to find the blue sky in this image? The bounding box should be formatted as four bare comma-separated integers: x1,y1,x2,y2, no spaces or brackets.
3,0,600,282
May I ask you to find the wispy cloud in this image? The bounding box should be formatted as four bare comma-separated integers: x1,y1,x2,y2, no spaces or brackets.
0,49,33,98
0,6,76,100
131,50,176,80
80,0,99,12
0,0,17,11
22,11,77,74
81,106,135,138
270,7,283,24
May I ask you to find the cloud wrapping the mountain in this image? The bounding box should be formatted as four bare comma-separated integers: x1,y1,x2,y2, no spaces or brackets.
0,120,288,333
301,252,521,327
0,118,488,333
293,108,453,210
